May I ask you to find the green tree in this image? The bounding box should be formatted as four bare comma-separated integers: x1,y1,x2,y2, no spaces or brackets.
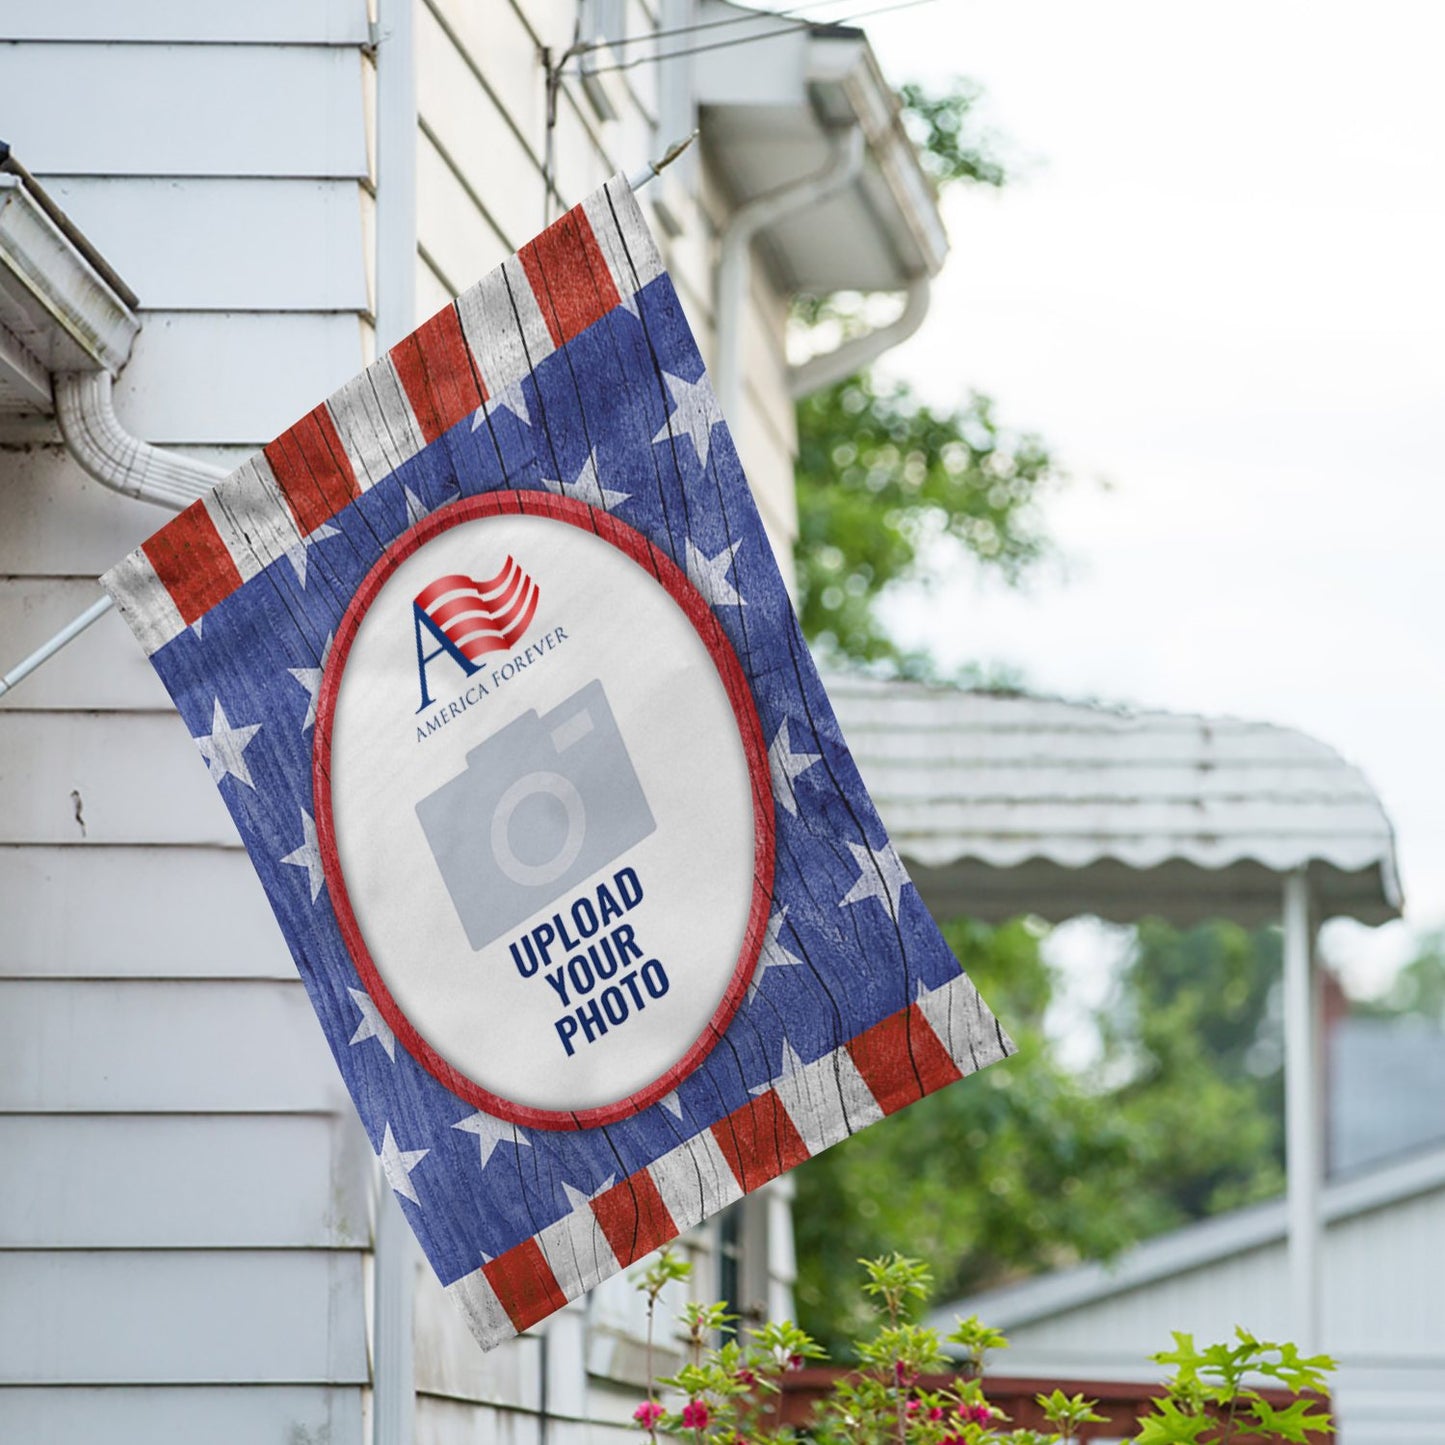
793,918,1287,1351
789,81,1288,1351
792,79,1060,673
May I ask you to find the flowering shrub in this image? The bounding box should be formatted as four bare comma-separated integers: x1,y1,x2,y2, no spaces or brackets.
630,1249,1335,1445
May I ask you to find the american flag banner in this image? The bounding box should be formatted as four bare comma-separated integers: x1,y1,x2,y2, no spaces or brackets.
102,175,1014,1349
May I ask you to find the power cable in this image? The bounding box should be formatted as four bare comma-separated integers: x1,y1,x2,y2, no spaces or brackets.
577,0,939,77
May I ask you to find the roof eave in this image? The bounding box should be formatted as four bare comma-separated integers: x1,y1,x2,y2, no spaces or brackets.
0,170,140,415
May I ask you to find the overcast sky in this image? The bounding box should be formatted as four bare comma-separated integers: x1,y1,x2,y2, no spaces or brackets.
835,0,1445,993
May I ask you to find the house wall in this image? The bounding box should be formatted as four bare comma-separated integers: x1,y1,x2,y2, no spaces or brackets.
0,5,380,1441
982,1185,1445,1445
0,1,801,1440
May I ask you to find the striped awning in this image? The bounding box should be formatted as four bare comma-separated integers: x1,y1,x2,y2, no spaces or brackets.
827,673,1402,927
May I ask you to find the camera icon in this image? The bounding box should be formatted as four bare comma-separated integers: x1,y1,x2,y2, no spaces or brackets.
415,679,657,950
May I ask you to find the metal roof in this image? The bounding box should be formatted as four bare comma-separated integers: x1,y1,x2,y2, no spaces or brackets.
827,673,1402,927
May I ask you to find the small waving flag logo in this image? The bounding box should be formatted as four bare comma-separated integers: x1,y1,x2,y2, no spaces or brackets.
415,558,540,661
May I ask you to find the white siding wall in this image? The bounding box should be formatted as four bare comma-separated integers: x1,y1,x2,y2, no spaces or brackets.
1,2,805,1440
0,5,378,1441
988,1188,1445,1445
412,0,800,589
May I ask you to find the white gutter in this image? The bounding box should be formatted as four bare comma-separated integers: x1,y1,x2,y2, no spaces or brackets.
787,272,931,398
713,122,865,428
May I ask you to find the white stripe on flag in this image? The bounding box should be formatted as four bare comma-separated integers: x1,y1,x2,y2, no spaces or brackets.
771,1047,884,1157
916,974,1012,1076
585,177,665,302
103,548,186,656
446,1267,516,1351
647,1128,744,1234
536,1201,619,1301
327,357,427,490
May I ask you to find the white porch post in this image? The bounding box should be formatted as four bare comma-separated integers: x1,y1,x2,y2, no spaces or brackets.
1282,867,1322,1350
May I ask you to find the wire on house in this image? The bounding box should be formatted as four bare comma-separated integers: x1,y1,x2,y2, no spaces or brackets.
566,0,876,58
576,0,939,76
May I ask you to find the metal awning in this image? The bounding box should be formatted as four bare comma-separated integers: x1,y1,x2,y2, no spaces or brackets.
827,669,1402,1356
695,2,948,294
828,672,1402,928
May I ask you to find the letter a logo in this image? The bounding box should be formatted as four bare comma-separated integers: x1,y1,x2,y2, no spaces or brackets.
413,603,479,712
411,559,542,711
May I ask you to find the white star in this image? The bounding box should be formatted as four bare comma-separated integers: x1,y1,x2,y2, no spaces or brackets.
190,615,204,640
749,907,804,999
453,1111,531,1170
288,670,321,731
657,1090,684,1120
472,374,531,429
195,699,262,789
541,449,629,510
282,522,339,588
769,719,821,817
750,1039,807,1099
379,1123,428,1205
281,808,326,902
347,987,395,1061
685,539,745,608
652,370,720,469
404,486,427,527
840,839,911,916
561,1175,616,1212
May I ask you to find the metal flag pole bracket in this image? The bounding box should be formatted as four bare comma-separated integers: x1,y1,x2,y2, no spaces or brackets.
627,129,699,193
0,592,115,700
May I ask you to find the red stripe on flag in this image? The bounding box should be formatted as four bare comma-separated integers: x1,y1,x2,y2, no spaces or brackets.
520,206,621,347
264,404,359,537
141,503,244,627
590,1171,678,1268
482,1238,570,1333
391,305,486,444
710,1091,811,1194
847,1005,963,1117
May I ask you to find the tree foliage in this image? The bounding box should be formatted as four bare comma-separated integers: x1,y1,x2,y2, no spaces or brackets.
793,919,1287,1351
792,77,1059,674
796,380,1054,672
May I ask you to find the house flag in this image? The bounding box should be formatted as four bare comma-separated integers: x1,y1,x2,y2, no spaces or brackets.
102,175,1014,1349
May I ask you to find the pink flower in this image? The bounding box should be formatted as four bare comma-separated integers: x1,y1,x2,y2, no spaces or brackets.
681,1400,711,1431
786,1353,805,1372
893,1361,918,1387
962,1404,992,1426
735,1367,758,1386
928,1407,946,1422
633,1401,665,1428
905,1400,921,1416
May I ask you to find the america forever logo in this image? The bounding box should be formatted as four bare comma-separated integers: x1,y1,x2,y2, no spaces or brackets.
102,175,1014,1349
413,556,541,710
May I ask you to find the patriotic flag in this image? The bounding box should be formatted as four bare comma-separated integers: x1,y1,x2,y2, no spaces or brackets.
102,175,1014,1349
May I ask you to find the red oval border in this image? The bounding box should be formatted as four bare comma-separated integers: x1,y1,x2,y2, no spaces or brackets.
312,490,776,1131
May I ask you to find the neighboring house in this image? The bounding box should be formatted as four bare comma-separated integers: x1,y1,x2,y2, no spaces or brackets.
933,1145,1445,1445
0,3,945,1442
1329,1015,1445,1175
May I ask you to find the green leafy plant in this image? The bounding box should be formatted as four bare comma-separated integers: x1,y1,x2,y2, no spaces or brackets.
1135,1330,1335,1444
629,1253,1334,1445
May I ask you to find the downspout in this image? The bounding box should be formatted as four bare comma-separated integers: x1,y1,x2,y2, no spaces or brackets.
54,370,225,510
713,123,865,429
786,271,931,398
